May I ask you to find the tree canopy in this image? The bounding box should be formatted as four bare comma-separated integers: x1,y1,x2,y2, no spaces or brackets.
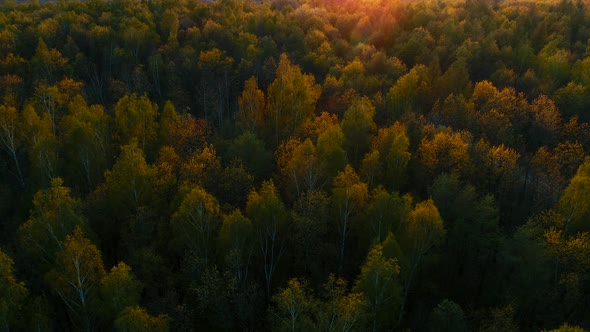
1,0,590,330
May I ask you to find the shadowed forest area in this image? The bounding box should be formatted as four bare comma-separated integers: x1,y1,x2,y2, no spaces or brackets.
0,0,590,330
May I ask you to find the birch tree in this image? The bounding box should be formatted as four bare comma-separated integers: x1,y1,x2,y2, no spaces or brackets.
0,105,24,186
246,180,289,302
332,165,368,275
48,227,106,332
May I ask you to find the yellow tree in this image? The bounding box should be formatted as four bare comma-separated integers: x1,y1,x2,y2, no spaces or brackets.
544,228,590,320
0,105,24,186
114,94,158,151
0,249,28,331
266,53,321,146
48,227,106,332
360,150,381,189
159,101,209,159
285,138,319,196
61,95,110,190
103,142,157,211
332,165,368,275
319,276,364,332
237,76,265,133
559,157,590,235
114,306,169,332
301,112,339,143
100,262,142,322
488,144,521,195
30,37,67,83
180,144,222,193
530,147,563,210
353,244,402,332
34,78,83,135
417,129,471,184
398,199,445,324
530,95,562,147
271,278,317,332
22,104,58,183
366,122,411,191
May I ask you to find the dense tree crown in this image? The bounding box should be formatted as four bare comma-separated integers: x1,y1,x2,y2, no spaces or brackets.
1,0,590,330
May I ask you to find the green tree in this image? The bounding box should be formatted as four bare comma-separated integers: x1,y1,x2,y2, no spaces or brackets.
399,199,445,324
218,210,253,284
120,17,156,64
479,305,519,332
100,262,142,322
160,9,179,44
369,122,411,191
366,187,412,243
114,94,158,151
353,244,402,332
315,124,347,183
430,173,501,304
227,131,273,180
93,143,159,265
386,64,431,119
197,48,234,128
26,296,52,332
103,142,157,212
19,178,88,267
291,190,332,280
360,150,381,189
429,299,467,332
341,96,376,166
171,186,221,264
436,58,470,98
246,180,289,301
217,162,255,209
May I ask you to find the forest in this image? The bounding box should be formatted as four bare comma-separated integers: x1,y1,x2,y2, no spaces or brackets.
0,0,590,330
